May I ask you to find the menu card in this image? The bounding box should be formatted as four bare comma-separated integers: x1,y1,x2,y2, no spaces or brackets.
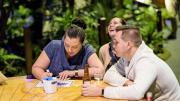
36,80,73,87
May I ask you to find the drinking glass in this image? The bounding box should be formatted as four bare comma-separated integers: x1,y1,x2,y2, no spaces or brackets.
94,73,103,81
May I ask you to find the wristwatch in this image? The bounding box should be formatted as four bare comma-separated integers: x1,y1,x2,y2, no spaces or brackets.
75,70,78,77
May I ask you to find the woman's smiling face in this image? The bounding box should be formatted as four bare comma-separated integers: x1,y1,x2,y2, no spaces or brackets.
108,18,123,38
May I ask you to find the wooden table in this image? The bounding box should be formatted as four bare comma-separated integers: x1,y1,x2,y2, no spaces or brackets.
0,76,145,101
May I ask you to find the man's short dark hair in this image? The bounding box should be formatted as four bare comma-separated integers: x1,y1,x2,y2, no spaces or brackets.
116,25,142,47
64,25,85,43
72,18,87,30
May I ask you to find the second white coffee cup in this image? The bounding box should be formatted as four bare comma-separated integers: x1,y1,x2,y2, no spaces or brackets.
42,77,57,94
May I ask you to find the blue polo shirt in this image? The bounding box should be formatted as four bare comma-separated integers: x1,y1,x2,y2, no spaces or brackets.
44,40,94,76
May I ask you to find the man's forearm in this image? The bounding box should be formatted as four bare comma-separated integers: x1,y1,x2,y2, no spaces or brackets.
103,68,128,86
32,66,45,80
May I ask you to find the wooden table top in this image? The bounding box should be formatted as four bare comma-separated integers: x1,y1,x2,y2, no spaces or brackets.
0,76,145,101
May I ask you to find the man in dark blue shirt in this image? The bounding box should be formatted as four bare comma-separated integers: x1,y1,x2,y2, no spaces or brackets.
32,25,104,80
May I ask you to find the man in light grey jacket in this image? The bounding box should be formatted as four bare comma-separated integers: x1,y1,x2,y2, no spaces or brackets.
82,25,180,101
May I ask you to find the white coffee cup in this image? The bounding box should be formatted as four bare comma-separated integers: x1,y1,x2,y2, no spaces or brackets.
42,77,57,94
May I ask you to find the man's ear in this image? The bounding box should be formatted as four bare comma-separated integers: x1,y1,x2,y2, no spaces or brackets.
127,41,133,49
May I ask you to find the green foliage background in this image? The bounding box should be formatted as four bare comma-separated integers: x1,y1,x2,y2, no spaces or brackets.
0,0,173,76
